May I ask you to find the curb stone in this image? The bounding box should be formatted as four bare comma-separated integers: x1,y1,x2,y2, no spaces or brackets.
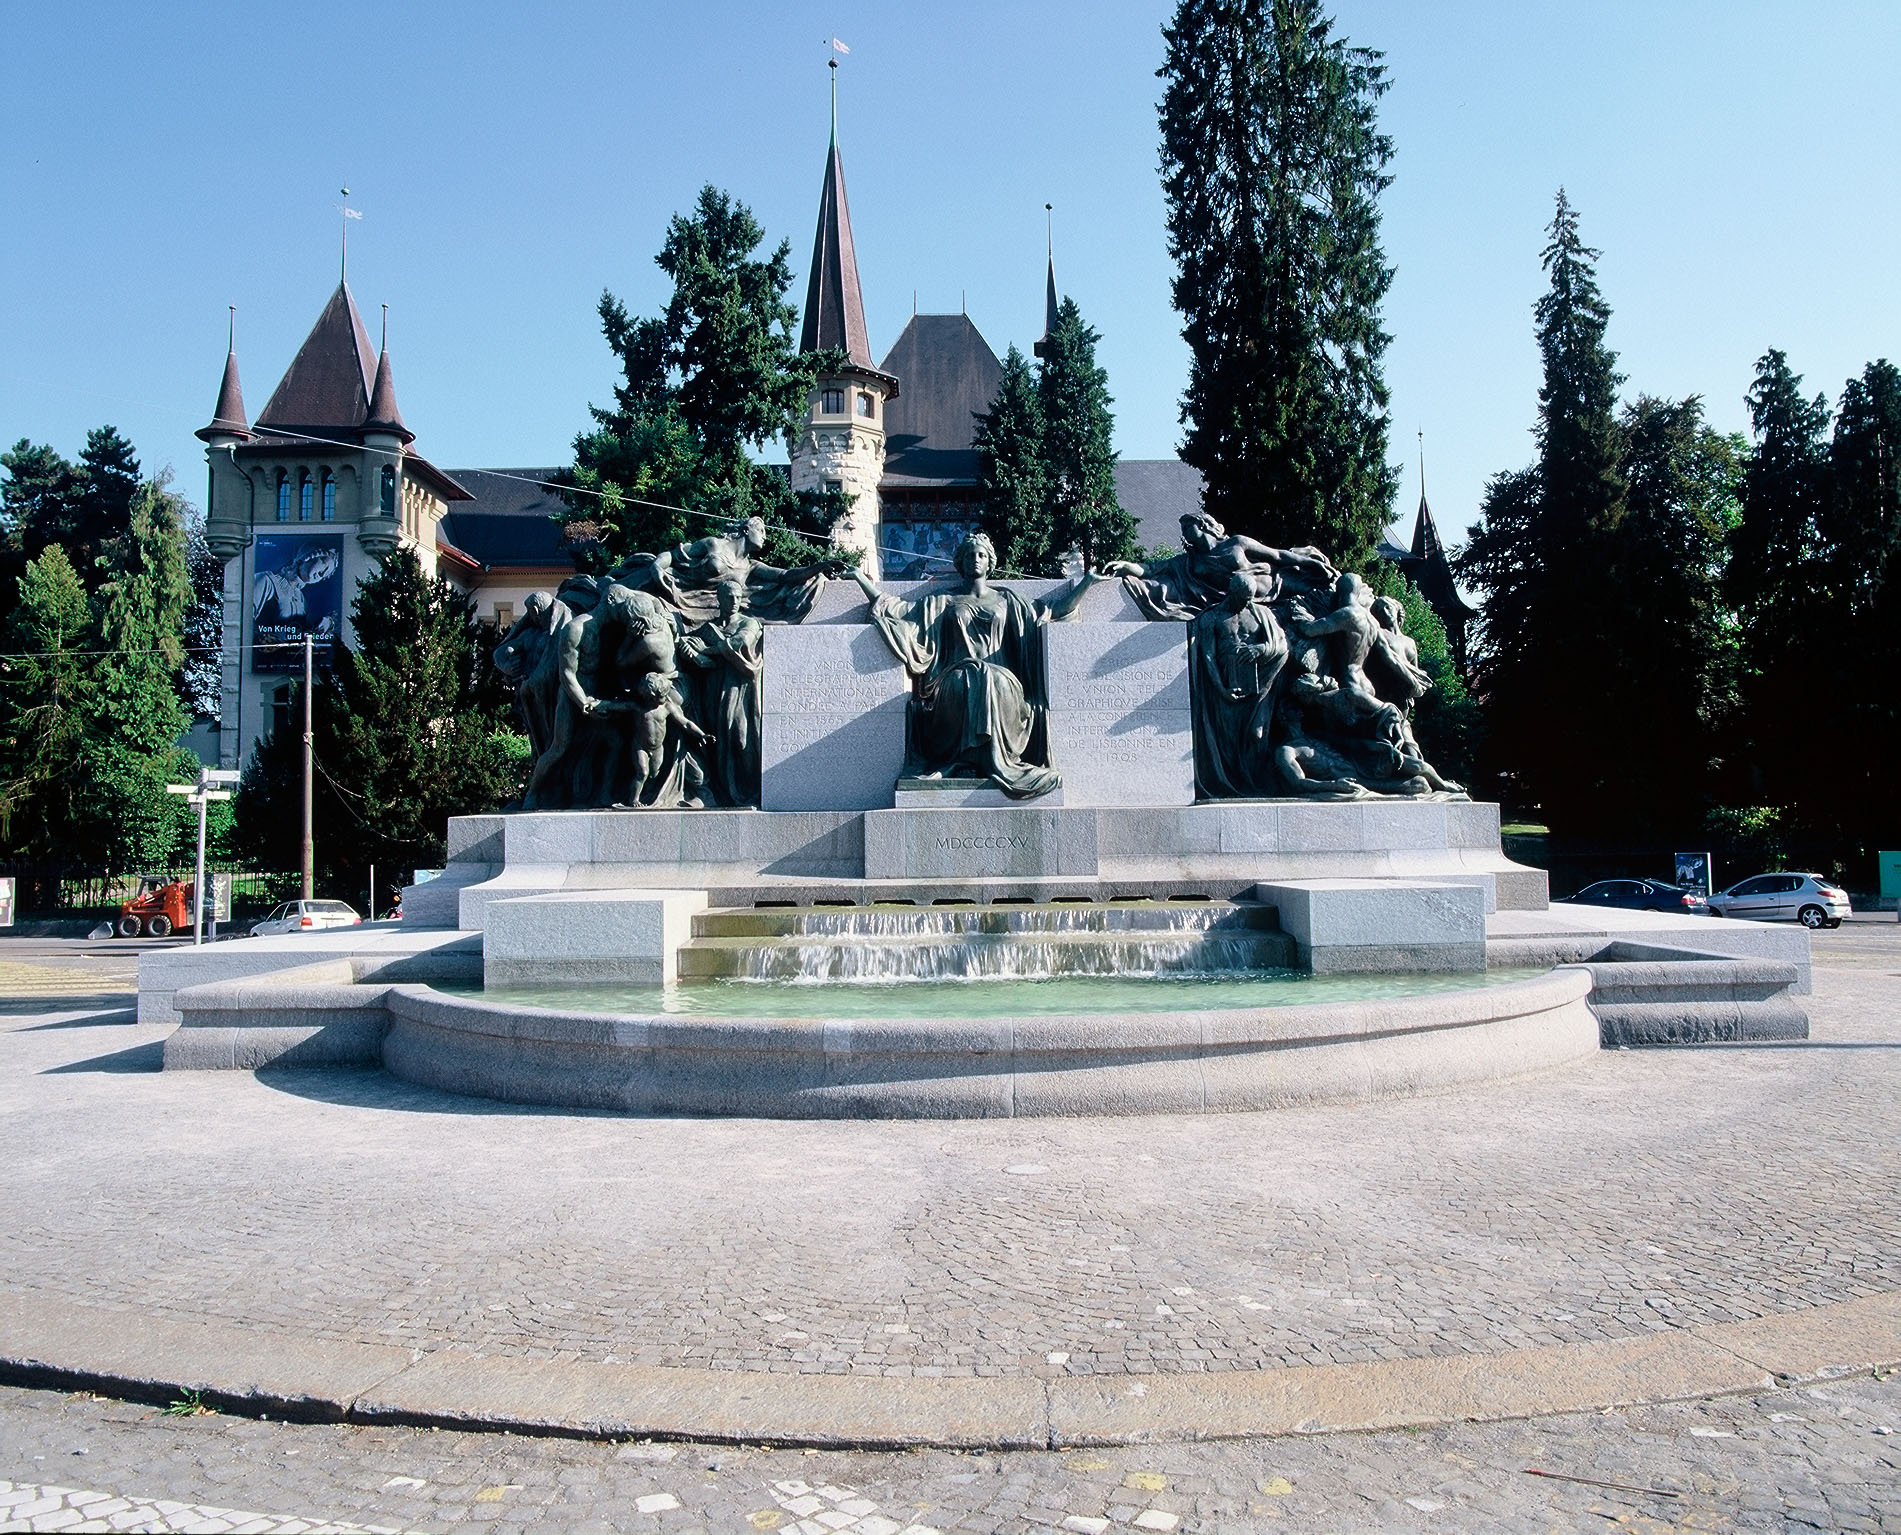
1,1287,1896,1448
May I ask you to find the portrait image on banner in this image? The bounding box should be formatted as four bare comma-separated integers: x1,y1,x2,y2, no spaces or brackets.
252,534,343,671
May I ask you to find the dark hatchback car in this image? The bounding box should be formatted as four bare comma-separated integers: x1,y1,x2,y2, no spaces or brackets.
1567,879,1711,914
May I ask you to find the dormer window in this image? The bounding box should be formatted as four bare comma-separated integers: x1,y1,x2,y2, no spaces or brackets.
275,474,290,521
857,392,875,418
320,471,336,522
821,388,844,415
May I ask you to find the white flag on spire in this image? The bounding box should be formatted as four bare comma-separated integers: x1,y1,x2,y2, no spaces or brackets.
829,36,849,53
343,207,363,220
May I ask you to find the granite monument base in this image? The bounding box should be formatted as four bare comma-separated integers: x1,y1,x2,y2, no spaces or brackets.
408,799,1549,926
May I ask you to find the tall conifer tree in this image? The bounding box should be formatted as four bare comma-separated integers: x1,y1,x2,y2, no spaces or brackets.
1037,299,1136,570
973,346,1050,575
1461,192,1629,829
1158,0,1397,567
565,187,843,563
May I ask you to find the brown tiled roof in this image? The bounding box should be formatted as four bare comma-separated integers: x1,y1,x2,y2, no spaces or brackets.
255,282,375,436
877,314,1003,484
800,140,876,369
363,349,413,444
195,349,251,442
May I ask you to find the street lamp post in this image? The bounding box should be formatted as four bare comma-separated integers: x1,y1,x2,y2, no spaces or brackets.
166,766,242,945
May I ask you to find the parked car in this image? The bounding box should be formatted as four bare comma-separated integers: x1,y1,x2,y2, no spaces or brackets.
1568,879,1710,915
249,899,362,937
1708,873,1850,929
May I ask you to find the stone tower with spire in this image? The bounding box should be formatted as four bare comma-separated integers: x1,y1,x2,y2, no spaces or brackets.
196,279,470,766
788,62,899,576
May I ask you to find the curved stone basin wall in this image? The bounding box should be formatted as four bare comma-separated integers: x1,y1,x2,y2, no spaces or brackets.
379,969,1598,1119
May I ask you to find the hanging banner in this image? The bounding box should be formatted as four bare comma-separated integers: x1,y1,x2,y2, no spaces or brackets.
252,535,343,672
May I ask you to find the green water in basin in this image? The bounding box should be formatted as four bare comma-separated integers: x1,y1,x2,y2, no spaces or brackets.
446,968,1549,1021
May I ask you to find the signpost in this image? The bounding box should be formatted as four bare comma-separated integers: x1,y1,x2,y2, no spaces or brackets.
166,767,242,944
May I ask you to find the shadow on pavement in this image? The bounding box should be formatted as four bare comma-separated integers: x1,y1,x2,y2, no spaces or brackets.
16,1005,140,1029
255,1063,620,1120
43,1039,164,1073
1,997,137,1020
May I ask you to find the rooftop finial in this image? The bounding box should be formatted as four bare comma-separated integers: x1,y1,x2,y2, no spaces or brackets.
227,305,236,353
1417,429,1427,508
339,186,354,282
829,57,839,144
381,302,388,352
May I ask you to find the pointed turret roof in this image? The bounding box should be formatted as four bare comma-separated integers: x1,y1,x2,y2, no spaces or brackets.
1034,236,1059,358
1402,478,1475,619
255,281,376,439
196,345,251,442
363,348,414,444
800,129,876,368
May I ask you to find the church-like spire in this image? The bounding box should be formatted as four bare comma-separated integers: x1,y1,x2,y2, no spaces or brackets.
196,307,252,443
362,305,414,444
799,61,875,368
1409,433,1448,565
1035,204,1059,358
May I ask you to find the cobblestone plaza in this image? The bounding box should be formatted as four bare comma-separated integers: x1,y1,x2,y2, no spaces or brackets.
0,924,1896,1529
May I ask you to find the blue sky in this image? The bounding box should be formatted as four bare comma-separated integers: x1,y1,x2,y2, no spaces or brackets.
3,2,1897,548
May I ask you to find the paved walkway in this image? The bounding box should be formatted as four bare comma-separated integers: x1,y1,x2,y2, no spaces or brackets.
2,1375,1897,1533
0,929,1896,1449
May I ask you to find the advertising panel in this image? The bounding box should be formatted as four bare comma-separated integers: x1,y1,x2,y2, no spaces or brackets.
1674,851,1712,896
252,534,343,672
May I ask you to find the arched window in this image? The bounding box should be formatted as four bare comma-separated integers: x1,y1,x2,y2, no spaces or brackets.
821,388,844,415
298,472,313,522
275,473,290,521
857,392,875,418
379,465,396,514
320,471,335,522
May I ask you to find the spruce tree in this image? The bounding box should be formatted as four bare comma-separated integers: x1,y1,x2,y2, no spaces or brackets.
1724,349,1831,809
1158,0,1397,567
565,186,842,562
973,345,1050,575
1037,299,1136,570
1459,192,1630,830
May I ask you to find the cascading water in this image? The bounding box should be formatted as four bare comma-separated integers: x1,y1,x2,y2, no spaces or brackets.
678,900,1298,982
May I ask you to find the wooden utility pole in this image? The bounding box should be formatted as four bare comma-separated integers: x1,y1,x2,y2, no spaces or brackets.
302,633,314,901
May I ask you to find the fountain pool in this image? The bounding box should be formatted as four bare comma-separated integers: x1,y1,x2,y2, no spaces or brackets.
450,966,1553,1021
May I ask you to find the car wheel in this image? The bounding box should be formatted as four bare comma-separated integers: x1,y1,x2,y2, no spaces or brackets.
145,914,172,938
115,915,141,938
1826,918,1842,929
1798,905,1827,929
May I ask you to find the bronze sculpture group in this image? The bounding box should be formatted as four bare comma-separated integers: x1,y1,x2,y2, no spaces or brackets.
493,508,1461,811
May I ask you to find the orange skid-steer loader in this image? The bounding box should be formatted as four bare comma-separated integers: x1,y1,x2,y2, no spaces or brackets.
115,875,194,938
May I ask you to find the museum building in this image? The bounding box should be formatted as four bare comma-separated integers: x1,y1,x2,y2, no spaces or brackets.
196,118,1461,768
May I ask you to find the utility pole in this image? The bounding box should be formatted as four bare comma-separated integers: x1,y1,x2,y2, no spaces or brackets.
166,767,240,944
302,633,315,902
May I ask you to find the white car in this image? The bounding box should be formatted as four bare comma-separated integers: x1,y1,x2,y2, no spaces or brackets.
1708,873,1850,929
250,899,362,937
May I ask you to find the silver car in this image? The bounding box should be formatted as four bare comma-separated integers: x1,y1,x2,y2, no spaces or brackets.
1708,872,1850,929
250,898,362,937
